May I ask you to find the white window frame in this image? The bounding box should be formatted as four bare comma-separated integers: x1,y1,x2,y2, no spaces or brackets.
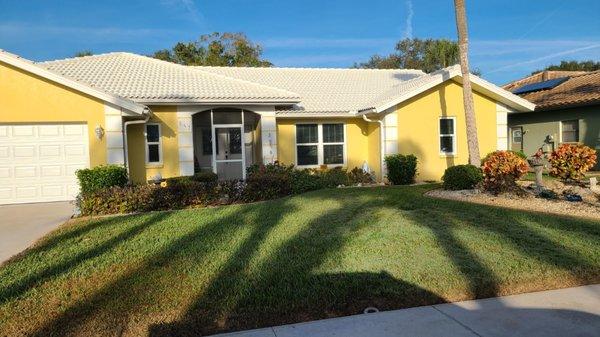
145,123,163,165
559,119,579,143
439,116,457,156
294,122,347,168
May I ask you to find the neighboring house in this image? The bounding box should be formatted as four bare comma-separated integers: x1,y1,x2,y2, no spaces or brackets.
0,50,533,205
504,70,600,169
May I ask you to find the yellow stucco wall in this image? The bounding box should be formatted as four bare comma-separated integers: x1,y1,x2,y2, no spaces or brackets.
0,61,108,166
277,118,373,171
127,106,180,183
394,80,498,181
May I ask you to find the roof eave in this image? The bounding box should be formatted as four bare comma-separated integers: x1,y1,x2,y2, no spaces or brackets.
365,66,535,114
134,98,301,105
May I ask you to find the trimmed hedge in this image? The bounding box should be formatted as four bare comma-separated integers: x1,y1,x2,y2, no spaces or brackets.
442,165,483,190
78,163,378,216
384,154,417,185
76,165,128,195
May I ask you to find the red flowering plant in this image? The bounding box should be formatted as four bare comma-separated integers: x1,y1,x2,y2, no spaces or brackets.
548,144,597,182
481,151,529,194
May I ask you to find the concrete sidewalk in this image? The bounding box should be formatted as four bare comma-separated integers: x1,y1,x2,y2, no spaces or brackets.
0,201,74,264
212,284,600,337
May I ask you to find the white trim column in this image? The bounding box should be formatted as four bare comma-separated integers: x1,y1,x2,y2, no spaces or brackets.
383,111,398,155
176,106,195,176
496,103,510,151
104,103,125,165
259,111,278,164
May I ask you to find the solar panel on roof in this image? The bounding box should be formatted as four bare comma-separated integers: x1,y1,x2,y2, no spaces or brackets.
512,77,569,95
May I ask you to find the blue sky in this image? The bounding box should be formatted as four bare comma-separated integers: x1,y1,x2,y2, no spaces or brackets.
0,0,598,84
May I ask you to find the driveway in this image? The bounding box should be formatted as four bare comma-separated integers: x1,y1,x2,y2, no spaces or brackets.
0,201,74,264
213,284,600,337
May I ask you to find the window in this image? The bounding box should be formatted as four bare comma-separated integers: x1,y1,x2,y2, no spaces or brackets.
511,128,523,143
145,123,162,164
296,123,345,166
439,117,456,155
561,120,579,143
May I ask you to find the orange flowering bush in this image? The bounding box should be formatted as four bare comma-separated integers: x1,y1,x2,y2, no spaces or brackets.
481,151,529,194
548,144,597,182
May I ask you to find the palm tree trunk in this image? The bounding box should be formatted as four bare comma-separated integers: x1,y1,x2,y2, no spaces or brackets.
454,0,481,166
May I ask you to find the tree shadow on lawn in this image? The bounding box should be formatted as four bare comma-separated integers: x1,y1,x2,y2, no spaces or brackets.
21,186,600,336
0,212,172,305
27,196,299,337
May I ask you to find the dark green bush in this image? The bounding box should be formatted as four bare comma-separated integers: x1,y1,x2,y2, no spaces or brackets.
192,171,218,182
244,162,294,202
348,167,375,185
290,169,323,194
442,165,483,190
384,154,417,185
319,167,349,187
76,165,128,195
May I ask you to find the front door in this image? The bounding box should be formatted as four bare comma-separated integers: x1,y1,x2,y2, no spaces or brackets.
214,127,244,180
510,126,523,152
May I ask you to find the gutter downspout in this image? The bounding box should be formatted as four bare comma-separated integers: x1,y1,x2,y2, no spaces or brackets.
123,107,152,181
362,113,385,181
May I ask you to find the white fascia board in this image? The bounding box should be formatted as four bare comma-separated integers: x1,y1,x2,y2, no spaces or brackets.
0,50,148,116
367,65,535,114
135,99,301,105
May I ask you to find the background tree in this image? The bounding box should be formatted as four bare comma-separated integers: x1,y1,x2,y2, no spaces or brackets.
532,60,600,74
354,38,478,73
74,50,93,57
152,32,272,67
454,0,480,166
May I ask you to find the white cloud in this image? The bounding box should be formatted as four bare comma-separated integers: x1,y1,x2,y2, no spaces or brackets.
403,0,414,39
160,0,203,24
485,43,600,73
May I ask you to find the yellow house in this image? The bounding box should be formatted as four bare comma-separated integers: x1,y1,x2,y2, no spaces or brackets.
0,50,534,204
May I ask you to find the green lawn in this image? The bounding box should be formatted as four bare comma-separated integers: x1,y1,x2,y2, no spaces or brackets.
1,185,599,336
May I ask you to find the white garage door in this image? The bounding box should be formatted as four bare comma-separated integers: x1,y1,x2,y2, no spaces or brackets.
0,123,90,204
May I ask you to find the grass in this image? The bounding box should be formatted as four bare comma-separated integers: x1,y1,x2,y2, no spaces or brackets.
521,170,600,182
0,185,599,336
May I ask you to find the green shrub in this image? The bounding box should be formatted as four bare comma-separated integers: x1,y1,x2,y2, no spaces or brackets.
348,167,375,185
76,165,128,195
290,169,323,194
548,143,597,182
442,165,483,190
192,171,218,183
244,162,293,201
319,167,349,187
481,151,529,194
384,154,417,185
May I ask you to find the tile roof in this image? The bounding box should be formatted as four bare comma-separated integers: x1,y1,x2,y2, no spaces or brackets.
197,66,425,113
502,71,588,92
505,71,600,110
39,53,300,103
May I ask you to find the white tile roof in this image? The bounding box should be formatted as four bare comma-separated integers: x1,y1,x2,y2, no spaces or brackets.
198,66,425,113
39,53,300,103
31,52,533,115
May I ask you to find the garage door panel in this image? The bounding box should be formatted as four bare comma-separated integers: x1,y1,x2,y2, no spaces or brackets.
39,145,61,157
12,125,35,137
0,123,89,204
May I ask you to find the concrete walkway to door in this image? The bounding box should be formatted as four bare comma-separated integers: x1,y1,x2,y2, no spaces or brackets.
0,201,74,264
212,284,600,337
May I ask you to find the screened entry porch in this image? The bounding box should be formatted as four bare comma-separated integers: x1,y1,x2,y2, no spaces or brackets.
192,108,261,180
